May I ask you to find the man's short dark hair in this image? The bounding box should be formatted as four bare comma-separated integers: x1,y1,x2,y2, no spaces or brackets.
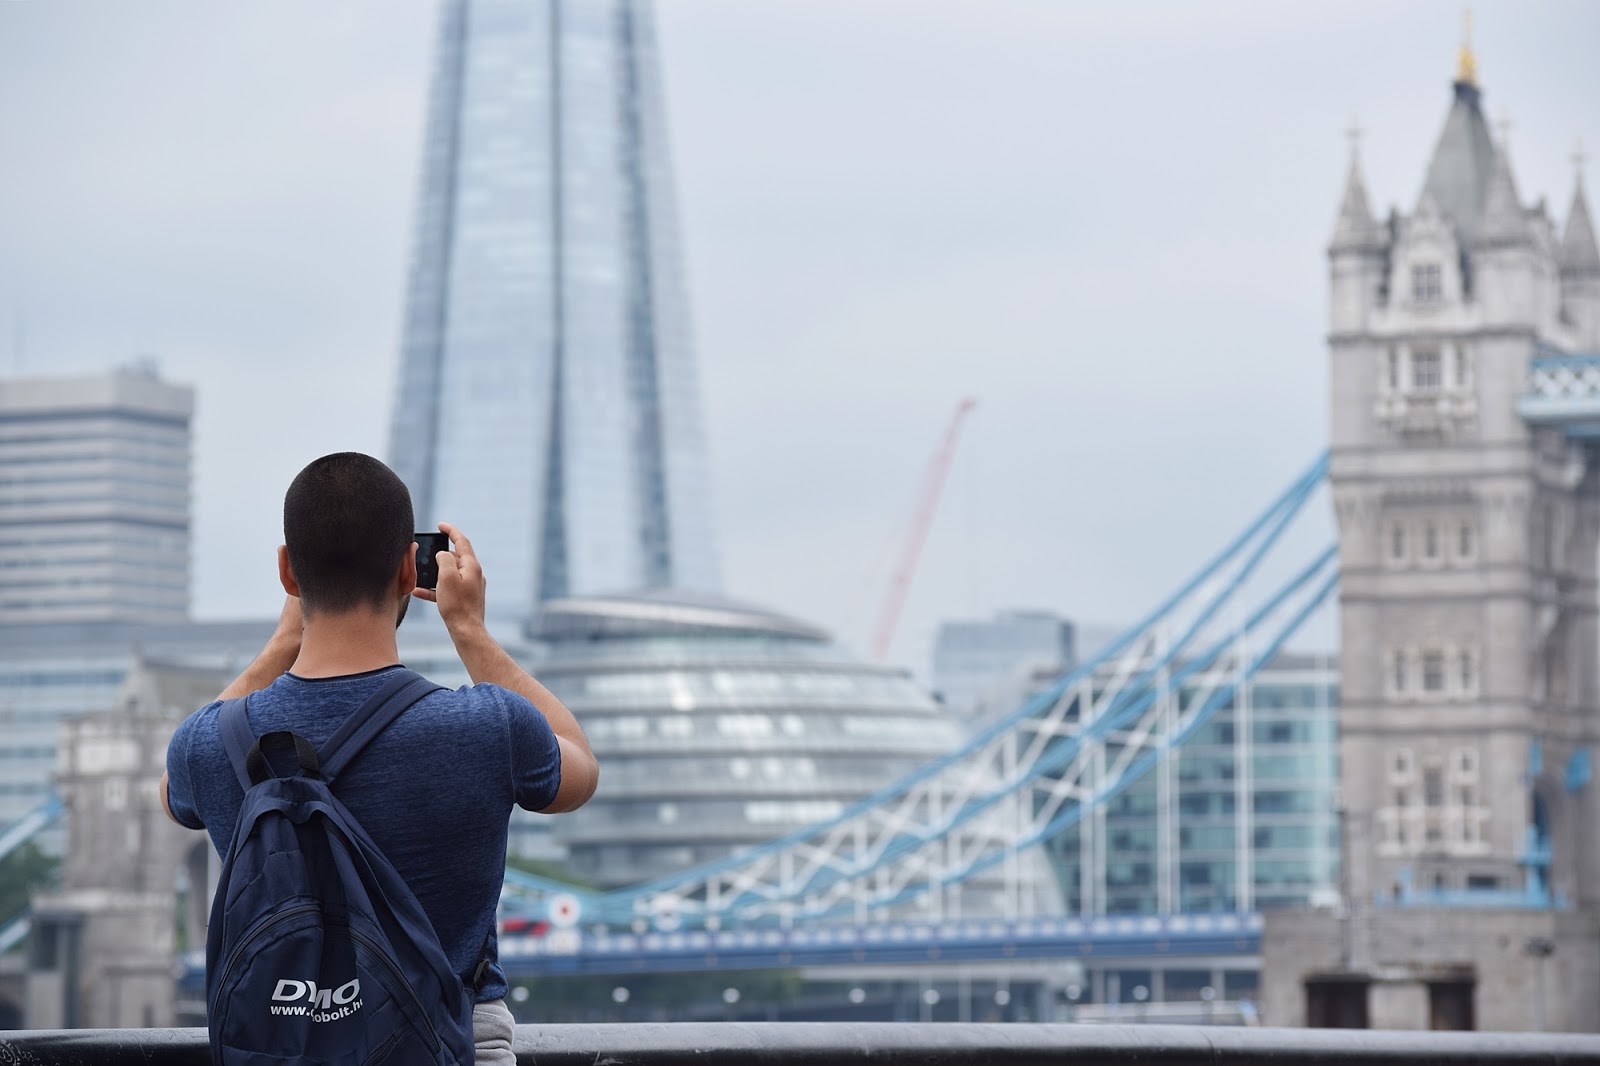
284,453,415,615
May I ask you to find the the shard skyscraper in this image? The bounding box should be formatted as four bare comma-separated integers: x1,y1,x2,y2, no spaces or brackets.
388,0,721,623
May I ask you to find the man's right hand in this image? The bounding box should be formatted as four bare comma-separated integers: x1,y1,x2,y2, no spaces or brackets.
412,521,487,634
416,521,599,812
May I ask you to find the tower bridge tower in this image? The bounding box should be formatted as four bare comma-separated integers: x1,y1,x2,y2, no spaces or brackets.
1266,42,1600,1031
1329,49,1600,913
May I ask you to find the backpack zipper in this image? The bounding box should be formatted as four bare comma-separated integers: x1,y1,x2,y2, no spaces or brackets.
212,903,319,1035
350,925,444,1055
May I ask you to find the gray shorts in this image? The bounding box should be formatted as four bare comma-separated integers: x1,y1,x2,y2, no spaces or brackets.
472,998,516,1066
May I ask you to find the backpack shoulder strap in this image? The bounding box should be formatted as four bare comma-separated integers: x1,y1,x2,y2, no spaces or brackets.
218,694,323,788
316,669,444,783
217,695,257,792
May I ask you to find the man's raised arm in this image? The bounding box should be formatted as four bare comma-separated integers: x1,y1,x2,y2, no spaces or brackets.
218,595,304,700
414,522,599,813
160,595,303,824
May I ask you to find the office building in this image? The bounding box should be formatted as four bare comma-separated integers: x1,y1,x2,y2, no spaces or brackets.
0,619,276,835
932,610,1077,721
0,363,192,624
388,0,720,625
1043,652,1340,918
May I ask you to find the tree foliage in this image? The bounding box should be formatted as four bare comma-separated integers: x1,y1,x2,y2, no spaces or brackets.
0,841,59,938
503,852,596,891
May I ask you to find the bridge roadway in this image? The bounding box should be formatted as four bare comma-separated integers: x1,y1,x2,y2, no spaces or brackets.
174,912,1261,981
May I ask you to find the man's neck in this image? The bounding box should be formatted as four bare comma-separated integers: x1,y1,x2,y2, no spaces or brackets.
289,606,402,679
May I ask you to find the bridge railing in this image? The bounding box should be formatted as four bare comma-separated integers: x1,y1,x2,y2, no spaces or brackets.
3,1023,1598,1065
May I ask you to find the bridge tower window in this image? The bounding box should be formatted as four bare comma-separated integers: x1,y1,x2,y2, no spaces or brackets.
1423,766,1445,807
1421,651,1446,693
1458,651,1477,695
1411,348,1442,391
1391,749,1414,779
1412,263,1443,303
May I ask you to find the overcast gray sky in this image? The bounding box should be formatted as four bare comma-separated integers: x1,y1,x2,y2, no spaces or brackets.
1,1,1596,675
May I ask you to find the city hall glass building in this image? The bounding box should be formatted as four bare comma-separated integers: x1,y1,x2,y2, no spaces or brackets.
525,591,973,890
389,0,720,623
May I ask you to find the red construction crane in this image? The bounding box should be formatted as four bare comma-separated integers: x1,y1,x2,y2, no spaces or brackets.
870,398,977,662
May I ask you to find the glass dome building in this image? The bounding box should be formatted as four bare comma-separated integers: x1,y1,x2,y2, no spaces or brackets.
525,590,966,890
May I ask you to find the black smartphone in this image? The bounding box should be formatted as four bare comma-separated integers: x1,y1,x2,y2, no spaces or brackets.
414,532,450,590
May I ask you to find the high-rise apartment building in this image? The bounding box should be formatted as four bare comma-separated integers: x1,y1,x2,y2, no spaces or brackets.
388,0,720,625
0,363,192,623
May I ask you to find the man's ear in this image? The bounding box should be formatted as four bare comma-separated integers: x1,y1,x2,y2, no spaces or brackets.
278,545,301,597
397,542,418,597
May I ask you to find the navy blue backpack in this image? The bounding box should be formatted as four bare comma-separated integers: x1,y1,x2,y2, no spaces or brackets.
206,670,479,1066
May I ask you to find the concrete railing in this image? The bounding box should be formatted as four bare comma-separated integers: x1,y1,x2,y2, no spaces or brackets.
3,1024,1599,1065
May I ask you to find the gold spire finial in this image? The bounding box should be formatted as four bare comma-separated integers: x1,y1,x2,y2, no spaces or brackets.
1456,7,1477,86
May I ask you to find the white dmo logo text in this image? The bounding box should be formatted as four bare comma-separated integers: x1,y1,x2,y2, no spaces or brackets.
271,978,361,1010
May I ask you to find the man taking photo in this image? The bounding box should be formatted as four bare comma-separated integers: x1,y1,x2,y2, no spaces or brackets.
162,451,598,1064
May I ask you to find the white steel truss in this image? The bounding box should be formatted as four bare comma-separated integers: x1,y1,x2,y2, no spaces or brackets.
497,457,1335,930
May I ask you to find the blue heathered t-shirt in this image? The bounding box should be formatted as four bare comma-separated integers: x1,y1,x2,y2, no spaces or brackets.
164,664,562,1004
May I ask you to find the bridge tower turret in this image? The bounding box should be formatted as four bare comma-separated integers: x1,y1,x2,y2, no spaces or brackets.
1560,159,1600,347
1328,131,1389,339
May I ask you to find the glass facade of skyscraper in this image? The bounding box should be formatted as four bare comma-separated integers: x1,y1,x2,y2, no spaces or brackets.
389,0,719,624
1044,652,1340,916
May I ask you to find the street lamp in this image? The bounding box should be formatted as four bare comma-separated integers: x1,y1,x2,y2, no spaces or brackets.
1063,983,1082,1024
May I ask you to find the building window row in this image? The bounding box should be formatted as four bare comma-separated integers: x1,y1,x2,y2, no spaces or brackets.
1380,342,1471,395
1380,747,1487,856
1388,644,1478,699
1386,516,1476,568
1389,746,1477,784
